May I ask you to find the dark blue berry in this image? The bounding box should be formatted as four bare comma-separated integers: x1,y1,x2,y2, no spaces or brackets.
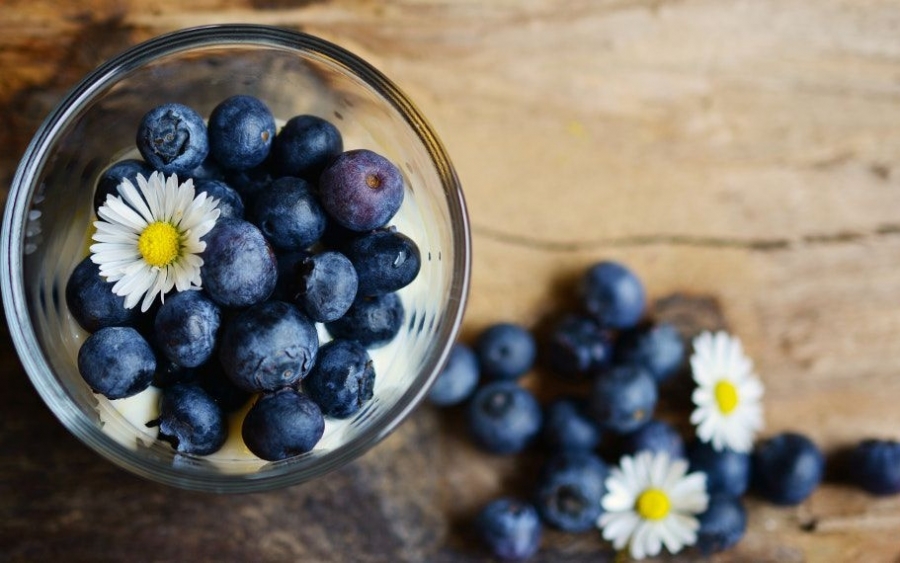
303,339,375,419
271,250,309,302
544,314,613,379
93,159,153,214
252,176,326,251
136,103,209,175
475,323,536,381
753,432,824,505
194,178,245,219
616,322,685,382
77,326,155,399
151,383,227,455
242,388,325,461
200,217,277,308
427,343,480,407
467,381,542,454
224,162,272,205
153,291,221,368
475,498,542,562
153,357,198,388
66,256,143,332
325,292,404,349
343,228,421,297
541,397,602,452
319,149,405,232
581,261,646,329
589,364,657,434
535,451,608,532
688,440,751,497
208,95,276,170
272,114,343,179
219,300,319,392
189,156,226,182
696,494,747,555
622,419,685,458
289,251,358,323
848,439,900,496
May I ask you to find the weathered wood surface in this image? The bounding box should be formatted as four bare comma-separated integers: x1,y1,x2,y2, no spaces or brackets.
3,1,900,561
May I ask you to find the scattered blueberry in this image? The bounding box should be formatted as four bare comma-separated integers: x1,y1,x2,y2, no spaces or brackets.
153,290,221,368
319,149,405,232
848,439,900,496
242,388,325,461
194,178,245,219
427,343,480,407
289,251,358,323
753,431,824,505
534,451,608,532
688,440,751,497
219,300,319,392
580,261,646,329
622,419,685,459
77,326,155,399
475,498,542,562
304,339,375,419
696,494,747,555
615,322,685,382
200,217,277,308
66,256,143,332
151,383,227,456
136,102,209,175
325,292,405,349
589,364,657,434
272,114,343,179
543,314,613,379
343,228,421,297
541,397,602,452
475,323,536,381
93,159,153,214
252,176,326,251
224,162,272,205
467,381,543,454
207,95,276,170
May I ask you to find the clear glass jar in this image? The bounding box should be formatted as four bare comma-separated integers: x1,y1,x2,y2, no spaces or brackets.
1,25,470,492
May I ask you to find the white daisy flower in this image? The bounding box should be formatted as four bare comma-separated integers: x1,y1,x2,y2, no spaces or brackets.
598,451,708,560
689,330,764,453
90,171,219,312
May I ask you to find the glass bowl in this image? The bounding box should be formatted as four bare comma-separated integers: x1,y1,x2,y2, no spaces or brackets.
1,25,470,492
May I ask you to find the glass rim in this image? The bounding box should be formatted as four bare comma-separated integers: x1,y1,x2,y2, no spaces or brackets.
1,24,471,492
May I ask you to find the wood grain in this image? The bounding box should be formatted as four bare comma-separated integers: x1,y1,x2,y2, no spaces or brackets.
3,0,900,561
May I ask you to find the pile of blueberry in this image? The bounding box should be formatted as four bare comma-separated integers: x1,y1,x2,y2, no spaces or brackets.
67,95,421,461
427,260,900,560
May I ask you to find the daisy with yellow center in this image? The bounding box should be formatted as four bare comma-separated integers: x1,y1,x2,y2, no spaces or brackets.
90,171,220,312
598,451,708,560
689,330,764,453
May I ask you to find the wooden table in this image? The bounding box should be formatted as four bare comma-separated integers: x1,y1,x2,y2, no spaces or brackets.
3,1,900,561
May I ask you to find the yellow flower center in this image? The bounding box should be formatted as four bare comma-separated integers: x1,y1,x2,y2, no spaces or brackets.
138,221,180,267
714,380,739,415
635,488,671,521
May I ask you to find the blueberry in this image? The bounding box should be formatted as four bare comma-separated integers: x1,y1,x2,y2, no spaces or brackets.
589,364,657,434
224,162,272,205
153,291,221,368
467,381,542,454
303,339,375,419
77,326,155,399
696,494,747,555
271,249,310,302
93,159,154,214
151,383,227,456
242,388,325,461
189,156,226,182
475,498,542,562
271,114,343,179
427,343,480,407
343,228,421,297
535,451,608,532
219,300,319,392
66,256,143,332
200,217,277,308
285,250,358,326
194,178,245,219
622,419,685,459
541,397,602,452
325,292,405,349
581,261,646,329
544,314,613,379
136,103,209,175
616,322,685,382
207,95,276,170
753,432,824,505
475,323,536,381
153,356,198,388
252,176,326,251
688,440,751,497
319,149,405,232
848,439,900,495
